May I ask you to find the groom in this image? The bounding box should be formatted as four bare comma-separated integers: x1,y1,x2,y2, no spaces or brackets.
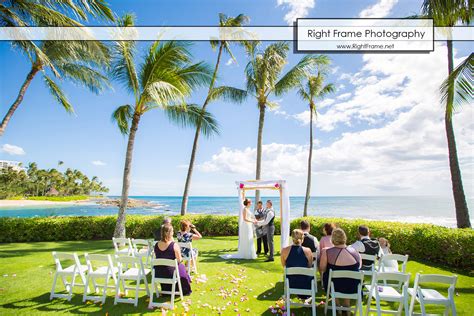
256,200,275,262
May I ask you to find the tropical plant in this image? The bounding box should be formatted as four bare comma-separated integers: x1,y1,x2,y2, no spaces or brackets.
244,41,321,202
180,13,249,215
421,0,472,228
0,162,108,199
110,14,218,238
297,67,335,216
0,0,114,136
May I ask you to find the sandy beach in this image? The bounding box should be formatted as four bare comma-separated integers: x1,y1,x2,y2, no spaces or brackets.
0,200,88,207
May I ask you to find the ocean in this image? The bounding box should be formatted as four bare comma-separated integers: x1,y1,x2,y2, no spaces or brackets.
1,195,473,228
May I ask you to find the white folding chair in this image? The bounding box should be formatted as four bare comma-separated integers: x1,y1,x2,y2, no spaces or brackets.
408,273,457,316
114,255,151,307
361,254,377,294
178,242,198,274
284,266,317,316
131,238,152,265
83,253,118,304
378,254,408,273
50,252,89,301
149,258,184,310
365,272,410,316
324,270,364,316
112,237,132,256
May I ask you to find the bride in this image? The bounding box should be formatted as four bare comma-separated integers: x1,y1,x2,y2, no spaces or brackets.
221,198,257,260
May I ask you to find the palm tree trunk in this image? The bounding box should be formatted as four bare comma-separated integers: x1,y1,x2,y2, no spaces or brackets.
114,112,141,238
304,107,314,217
181,44,224,215
255,103,265,204
0,66,40,136
445,40,471,228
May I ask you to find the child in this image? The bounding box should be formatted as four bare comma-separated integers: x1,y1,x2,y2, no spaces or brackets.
378,237,398,271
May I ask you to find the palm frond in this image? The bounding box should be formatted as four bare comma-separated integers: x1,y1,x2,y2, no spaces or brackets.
56,63,110,94
208,86,248,103
441,53,473,119
421,0,472,26
110,14,140,98
43,75,74,113
111,104,133,134
164,104,220,137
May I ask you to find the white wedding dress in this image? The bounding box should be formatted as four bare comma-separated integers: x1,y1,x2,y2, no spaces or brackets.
221,207,257,260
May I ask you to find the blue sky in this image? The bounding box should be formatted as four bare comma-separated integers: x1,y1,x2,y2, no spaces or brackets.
0,0,473,197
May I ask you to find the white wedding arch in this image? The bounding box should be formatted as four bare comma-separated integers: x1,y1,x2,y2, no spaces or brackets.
236,179,291,249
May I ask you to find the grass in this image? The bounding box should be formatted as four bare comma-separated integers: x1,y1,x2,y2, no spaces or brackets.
0,237,472,315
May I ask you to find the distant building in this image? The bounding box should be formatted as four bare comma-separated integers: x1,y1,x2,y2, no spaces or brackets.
0,160,24,172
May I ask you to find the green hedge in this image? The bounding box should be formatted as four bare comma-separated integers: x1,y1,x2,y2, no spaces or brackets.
0,215,472,269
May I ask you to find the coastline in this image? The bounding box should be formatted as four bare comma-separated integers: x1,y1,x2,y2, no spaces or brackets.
0,199,91,207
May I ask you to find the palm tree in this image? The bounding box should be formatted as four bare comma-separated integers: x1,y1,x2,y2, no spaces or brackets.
111,15,218,238
297,68,335,217
180,13,249,215
244,42,321,202
421,0,472,228
0,0,114,136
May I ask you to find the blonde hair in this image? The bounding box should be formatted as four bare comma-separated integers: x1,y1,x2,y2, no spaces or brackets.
292,229,304,245
379,237,390,248
160,223,174,242
331,228,347,246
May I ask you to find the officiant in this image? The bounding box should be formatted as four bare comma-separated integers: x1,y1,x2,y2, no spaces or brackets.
255,201,268,256
256,200,275,262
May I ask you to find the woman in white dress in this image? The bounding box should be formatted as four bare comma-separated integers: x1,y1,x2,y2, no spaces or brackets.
236,198,257,259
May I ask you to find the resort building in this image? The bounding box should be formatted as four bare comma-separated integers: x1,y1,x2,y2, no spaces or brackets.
0,160,24,171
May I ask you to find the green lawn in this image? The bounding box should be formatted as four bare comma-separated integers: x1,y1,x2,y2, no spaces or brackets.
0,237,472,315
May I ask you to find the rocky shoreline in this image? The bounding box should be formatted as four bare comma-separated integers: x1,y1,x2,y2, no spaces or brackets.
96,198,157,208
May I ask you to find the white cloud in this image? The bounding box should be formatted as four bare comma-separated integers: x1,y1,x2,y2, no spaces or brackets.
359,0,398,18
199,45,474,196
336,92,352,100
1,144,25,156
225,58,234,66
92,160,106,166
277,0,315,25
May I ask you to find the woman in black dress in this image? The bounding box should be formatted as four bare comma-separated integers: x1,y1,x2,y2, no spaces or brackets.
154,223,192,295
320,228,361,311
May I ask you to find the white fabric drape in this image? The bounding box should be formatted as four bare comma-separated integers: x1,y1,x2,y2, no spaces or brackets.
280,181,290,248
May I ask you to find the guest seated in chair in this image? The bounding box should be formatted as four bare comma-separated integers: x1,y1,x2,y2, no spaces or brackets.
280,229,314,298
300,220,319,253
350,225,382,270
320,228,361,308
176,220,202,259
154,224,192,295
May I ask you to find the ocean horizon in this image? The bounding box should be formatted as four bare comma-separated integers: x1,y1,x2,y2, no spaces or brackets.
1,195,473,228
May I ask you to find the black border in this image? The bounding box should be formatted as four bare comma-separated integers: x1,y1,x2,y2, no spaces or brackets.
294,18,435,54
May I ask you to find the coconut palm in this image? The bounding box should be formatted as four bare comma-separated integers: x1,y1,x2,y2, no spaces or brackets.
421,0,472,228
244,41,321,202
180,13,249,215
0,0,114,136
298,68,335,217
111,14,218,238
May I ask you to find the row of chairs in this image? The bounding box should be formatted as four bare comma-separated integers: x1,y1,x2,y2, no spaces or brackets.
50,237,197,309
112,237,198,274
285,252,457,316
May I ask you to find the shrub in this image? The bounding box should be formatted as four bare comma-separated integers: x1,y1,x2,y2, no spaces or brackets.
0,215,472,269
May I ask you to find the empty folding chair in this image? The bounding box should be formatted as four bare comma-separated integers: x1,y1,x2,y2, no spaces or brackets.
324,270,364,316
284,266,317,316
148,258,184,310
83,253,118,304
408,273,457,316
112,237,132,257
114,255,151,307
365,272,410,316
178,242,198,274
50,252,89,301
131,238,152,265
